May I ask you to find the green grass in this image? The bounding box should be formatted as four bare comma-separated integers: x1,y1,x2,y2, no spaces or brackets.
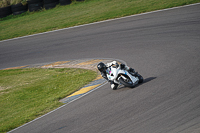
0,68,97,132
0,0,200,41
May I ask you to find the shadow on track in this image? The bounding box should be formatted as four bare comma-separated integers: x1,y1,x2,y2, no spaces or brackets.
116,77,157,90
143,77,157,84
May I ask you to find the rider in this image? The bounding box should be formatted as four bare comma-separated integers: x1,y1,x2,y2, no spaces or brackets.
97,61,135,90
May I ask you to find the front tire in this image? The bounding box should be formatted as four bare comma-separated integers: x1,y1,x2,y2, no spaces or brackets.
119,76,135,88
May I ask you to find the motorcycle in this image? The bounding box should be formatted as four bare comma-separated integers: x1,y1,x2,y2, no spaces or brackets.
106,64,143,89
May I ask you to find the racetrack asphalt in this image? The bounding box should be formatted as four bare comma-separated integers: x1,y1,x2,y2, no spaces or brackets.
1,3,200,133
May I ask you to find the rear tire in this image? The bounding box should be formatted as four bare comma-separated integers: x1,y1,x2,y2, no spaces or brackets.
44,1,59,9
136,73,143,83
119,76,135,88
59,0,71,5
11,3,28,15
0,6,12,18
27,0,43,12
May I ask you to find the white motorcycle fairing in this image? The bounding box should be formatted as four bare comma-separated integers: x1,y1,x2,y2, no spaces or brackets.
106,66,139,86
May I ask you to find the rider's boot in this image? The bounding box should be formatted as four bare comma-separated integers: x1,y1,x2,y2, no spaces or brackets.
127,67,137,76
110,81,118,90
129,68,135,73
120,64,135,73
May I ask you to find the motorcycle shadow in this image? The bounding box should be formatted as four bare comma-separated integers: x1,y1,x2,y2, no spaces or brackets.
117,77,157,90
142,77,157,84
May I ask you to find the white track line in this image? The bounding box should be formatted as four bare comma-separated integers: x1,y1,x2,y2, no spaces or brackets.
1,2,200,43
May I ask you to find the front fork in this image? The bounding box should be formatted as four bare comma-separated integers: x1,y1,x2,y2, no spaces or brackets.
116,73,139,85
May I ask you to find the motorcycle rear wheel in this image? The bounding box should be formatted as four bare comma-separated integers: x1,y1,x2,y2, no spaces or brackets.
135,73,143,83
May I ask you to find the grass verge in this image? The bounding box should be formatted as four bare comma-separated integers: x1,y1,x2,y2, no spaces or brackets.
0,68,97,132
0,0,200,41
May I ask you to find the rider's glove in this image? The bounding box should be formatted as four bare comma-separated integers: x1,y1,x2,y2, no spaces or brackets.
120,64,125,69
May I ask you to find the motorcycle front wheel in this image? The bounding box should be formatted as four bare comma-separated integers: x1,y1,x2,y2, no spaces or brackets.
119,76,135,88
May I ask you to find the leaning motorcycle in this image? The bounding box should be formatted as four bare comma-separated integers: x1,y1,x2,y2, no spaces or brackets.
106,65,143,90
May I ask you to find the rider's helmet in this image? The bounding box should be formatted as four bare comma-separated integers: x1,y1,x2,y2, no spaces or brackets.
97,62,106,72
